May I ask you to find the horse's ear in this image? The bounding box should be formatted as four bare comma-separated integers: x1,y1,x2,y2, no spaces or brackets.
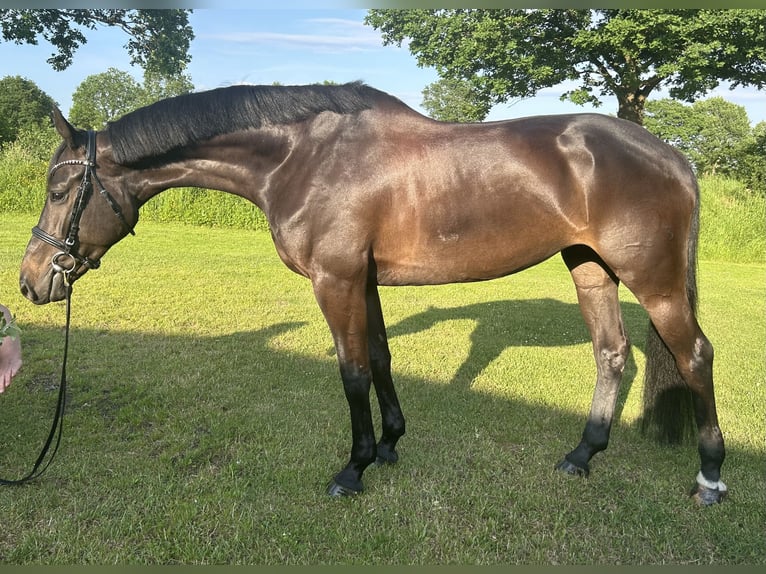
50,108,87,150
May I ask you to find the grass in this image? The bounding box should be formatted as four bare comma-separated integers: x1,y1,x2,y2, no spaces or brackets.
0,214,764,564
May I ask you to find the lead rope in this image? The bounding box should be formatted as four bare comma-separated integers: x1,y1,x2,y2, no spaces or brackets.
0,278,71,486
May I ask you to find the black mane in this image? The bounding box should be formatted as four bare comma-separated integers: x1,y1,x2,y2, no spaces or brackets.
107,81,382,165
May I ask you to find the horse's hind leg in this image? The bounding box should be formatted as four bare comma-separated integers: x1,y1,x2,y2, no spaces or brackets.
556,246,630,476
639,292,727,504
365,278,406,464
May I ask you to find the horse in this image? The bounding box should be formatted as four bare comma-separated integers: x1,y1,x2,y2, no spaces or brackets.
18,82,726,504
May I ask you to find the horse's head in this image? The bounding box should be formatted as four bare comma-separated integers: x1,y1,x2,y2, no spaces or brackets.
19,110,137,304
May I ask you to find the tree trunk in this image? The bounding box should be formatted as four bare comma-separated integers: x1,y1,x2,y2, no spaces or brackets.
616,92,646,126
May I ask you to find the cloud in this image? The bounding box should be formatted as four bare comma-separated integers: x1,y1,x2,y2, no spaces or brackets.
202,18,385,53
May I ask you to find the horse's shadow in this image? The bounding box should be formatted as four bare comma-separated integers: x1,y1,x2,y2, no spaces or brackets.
384,297,648,420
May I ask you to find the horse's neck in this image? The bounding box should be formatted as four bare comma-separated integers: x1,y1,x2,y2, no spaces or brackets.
129,129,295,212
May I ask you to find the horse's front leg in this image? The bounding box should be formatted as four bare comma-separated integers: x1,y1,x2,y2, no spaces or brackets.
313,272,377,496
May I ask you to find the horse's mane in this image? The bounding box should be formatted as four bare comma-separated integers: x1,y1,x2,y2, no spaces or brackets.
107,81,383,165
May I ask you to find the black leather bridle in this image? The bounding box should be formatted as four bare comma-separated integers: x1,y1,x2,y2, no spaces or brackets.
31,130,135,283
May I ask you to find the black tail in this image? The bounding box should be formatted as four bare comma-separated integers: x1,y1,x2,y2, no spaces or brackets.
639,182,700,445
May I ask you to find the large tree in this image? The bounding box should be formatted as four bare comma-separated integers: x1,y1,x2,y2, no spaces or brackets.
0,9,193,76
365,9,766,125
739,121,766,196
0,75,57,145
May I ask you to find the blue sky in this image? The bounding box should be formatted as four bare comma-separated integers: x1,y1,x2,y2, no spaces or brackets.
1,8,764,124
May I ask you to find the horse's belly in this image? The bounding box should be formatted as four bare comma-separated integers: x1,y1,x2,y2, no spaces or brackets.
374,235,561,286
368,172,585,286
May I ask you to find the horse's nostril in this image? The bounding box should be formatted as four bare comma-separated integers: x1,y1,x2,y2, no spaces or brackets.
19,277,34,302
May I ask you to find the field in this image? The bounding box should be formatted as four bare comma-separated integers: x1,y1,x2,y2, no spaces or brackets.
0,214,764,564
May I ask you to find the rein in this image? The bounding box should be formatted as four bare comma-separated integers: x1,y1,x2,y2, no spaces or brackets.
1,131,133,485
0,278,71,486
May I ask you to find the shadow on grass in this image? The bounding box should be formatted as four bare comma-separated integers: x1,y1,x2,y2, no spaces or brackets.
0,300,727,491
386,297,649,425
1,313,763,563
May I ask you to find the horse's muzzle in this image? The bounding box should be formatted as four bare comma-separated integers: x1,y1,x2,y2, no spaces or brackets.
19,271,68,305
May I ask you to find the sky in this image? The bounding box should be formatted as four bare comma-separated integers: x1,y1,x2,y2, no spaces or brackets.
0,8,764,125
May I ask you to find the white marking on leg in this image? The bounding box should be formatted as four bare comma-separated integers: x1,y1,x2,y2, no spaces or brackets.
696,471,728,492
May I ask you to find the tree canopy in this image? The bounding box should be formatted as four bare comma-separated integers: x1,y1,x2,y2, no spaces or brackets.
69,67,194,130
739,122,766,196
68,68,142,130
645,97,765,194
421,77,490,122
0,9,193,76
139,69,194,109
645,97,751,176
0,75,57,145
365,9,766,124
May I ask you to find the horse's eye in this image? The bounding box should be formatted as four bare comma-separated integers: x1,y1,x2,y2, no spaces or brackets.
49,191,67,203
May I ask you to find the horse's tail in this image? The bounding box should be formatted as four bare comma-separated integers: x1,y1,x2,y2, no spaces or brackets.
639,179,700,445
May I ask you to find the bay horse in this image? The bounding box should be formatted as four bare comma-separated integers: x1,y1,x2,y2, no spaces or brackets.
18,82,726,504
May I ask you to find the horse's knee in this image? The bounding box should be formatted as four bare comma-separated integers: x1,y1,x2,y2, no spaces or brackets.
370,348,391,375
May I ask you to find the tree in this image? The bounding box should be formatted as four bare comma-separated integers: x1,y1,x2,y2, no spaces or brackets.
69,68,143,130
691,98,753,177
421,77,490,122
0,75,57,145
641,99,696,149
738,122,766,196
138,69,194,108
365,9,766,125
69,67,195,130
0,9,193,75
644,97,752,177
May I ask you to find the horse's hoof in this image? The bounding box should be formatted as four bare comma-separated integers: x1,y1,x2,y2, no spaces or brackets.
690,472,727,506
326,479,362,497
375,445,399,465
690,483,727,506
555,458,589,478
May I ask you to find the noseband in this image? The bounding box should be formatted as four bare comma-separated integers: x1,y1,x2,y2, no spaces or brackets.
31,130,135,282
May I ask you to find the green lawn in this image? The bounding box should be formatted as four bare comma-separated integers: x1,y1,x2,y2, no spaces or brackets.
1,214,764,564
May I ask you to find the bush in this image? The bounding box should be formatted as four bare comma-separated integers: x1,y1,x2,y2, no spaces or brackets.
13,124,60,161
698,176,765,263
140,187,270,231
0,125,59,214
0,139,48,214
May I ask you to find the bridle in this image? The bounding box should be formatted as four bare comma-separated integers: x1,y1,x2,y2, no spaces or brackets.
0,131,135,486
31,130,135,283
